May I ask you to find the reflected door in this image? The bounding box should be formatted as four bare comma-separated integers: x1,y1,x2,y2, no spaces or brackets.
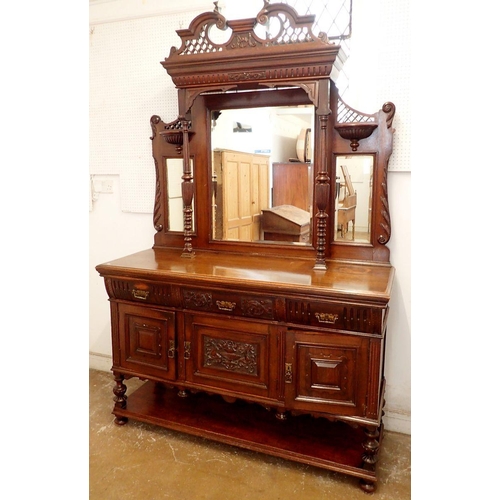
213,150,269,241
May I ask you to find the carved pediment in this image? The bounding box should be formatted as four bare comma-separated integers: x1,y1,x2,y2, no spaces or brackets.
162,2,341,89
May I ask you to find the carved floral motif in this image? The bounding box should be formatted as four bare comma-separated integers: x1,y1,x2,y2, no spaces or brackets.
183,291,212,309
204,337,257,375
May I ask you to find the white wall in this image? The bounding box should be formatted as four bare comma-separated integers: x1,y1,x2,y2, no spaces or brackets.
89,0,411,434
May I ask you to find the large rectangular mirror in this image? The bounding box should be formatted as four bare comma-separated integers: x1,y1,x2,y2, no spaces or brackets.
210,102,315,245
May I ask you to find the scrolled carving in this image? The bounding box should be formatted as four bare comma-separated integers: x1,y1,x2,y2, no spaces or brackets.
183,290,212,309
255,2,327,46
242,298,273,319
171,10,228,57
204,338,258,375
382,101,396,128
377,159,392,245
152,157,163,232
149,114,161,140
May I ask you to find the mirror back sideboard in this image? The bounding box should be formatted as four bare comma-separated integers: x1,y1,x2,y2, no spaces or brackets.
96,2,397,493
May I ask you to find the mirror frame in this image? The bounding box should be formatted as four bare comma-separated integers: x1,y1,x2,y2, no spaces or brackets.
150,2,395,266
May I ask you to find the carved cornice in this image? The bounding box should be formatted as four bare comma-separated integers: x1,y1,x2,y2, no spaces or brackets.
162,2,340,89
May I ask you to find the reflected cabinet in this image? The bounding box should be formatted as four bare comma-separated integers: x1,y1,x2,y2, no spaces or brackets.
97,2,396,493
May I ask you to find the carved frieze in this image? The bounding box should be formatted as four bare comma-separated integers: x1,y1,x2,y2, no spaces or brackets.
241,298,273,319
183,290,213,309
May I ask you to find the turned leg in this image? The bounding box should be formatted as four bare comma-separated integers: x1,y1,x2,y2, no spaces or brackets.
112,373,128,425
359,425,380,493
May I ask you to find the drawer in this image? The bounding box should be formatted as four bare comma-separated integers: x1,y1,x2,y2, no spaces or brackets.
107,279,175,307
286,299,383,334
182,287,277,320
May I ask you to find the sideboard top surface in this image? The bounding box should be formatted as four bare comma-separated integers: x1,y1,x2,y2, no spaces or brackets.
96,248,394,304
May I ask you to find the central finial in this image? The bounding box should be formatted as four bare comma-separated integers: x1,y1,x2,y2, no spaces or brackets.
213,1,220,13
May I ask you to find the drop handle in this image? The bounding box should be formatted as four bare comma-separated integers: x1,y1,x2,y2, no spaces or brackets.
132,289,149,300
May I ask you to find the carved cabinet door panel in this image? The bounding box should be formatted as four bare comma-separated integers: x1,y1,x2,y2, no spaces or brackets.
184,314,278,400
285,331,370,417
118,303,177,380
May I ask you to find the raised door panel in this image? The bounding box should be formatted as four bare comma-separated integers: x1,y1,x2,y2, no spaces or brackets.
118,303,176,380
214,150,269,241
251,158,270,240
285,331,369,416
224,153,253,240
184,314,278,401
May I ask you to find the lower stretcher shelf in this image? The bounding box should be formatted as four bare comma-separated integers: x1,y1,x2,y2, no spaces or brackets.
113,380,377,483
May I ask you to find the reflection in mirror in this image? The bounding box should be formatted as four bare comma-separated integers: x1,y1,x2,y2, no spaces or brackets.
334,155,373,243
211,105,314,245
166,158,194,232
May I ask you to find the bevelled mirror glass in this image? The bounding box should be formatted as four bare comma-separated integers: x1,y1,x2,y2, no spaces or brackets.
210,104,315,245
334,154,374,243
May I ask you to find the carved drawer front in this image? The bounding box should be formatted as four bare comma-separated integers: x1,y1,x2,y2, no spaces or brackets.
118,304,176,380
184,314,275,399
286,300,383,334
108,279,175,307
285,331,369,416
182,288,276,320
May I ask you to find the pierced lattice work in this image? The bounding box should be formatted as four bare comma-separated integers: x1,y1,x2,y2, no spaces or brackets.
172,3,334,59
180,27,224,55
337,98,376,124
261,12,319,45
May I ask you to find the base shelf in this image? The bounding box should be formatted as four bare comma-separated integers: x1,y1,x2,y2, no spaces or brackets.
113,381,377,485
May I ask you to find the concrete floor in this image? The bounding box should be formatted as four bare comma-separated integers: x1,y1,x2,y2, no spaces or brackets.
90,369,411,499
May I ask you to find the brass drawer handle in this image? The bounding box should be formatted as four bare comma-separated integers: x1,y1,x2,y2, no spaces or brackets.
315,312,339,324
132,289,149,300
216,300,236,311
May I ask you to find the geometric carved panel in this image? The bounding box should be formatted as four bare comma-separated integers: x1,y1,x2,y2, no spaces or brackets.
298,346,356,404
311,358,347,392
118,304,176,380
286,331,370,416
131,321,162,360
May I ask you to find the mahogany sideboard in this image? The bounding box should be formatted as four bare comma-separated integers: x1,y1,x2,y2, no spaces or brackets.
96,2,397,493
96,248,393,492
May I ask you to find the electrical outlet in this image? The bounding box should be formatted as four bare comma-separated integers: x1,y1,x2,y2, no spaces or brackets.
101,179,113,193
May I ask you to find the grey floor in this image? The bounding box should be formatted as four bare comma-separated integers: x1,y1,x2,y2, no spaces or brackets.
90,369,411,499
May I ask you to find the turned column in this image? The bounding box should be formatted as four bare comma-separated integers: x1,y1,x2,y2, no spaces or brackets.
359,425,381,493
112,373,128,425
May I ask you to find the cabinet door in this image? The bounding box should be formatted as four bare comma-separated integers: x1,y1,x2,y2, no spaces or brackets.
285,331,369,417
184,314,277,400
118,303,176,381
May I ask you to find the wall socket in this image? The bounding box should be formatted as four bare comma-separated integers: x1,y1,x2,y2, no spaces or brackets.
100,179,113,193
92,178,114,194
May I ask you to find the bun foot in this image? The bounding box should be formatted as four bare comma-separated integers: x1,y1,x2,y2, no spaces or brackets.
359,479,375,493
114,416,128,425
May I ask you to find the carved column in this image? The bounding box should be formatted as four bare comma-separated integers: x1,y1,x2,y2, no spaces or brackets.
180,116,195,258
314,79,331,270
